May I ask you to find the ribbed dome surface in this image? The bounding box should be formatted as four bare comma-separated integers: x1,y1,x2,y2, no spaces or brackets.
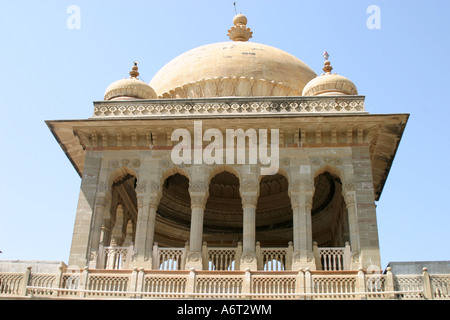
104,78,157,101
149,41,317,98
104,62,157,101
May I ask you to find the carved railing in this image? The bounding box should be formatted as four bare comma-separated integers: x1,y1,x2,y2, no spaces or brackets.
92,96,366,118
195,272,244,299
6,265,447,300
142,271,188,299
252,272,297,299
313,242,351,271
394,274,425,300
100,242,351,272
311,272,357,300
153,244,187,271
204,246,240,271
0,272,24,296
259,243,293,271
431,274,450,299
103,246,134,270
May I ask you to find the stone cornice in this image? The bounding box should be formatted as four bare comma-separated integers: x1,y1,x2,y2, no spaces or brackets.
92,96,367,118
46,112,408,201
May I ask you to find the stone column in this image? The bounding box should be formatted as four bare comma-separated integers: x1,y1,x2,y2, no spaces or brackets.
68,150,102,268
242,200,256,253
98,189,118,249
87,163,112,269
344,188,360,270
289,181,316,270
349,146,382,271
239,182,259,271
186,181,208,270
133,183,161,270
87,191,108,269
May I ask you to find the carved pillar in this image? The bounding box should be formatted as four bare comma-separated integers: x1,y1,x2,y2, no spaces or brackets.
344,184,360,270
133,181,161,269
242,199,257,253
289,181,316,270
87,187,110,269
111,204,125,246
122,219,135,247
99,188,119,248
186,181,208,270
68,150,102,268
239,182,259,271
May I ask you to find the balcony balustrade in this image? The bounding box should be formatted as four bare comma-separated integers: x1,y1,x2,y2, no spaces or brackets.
99,241,352,272
2,264,448,300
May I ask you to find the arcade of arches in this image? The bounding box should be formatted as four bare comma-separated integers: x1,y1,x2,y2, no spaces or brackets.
101,169,350,267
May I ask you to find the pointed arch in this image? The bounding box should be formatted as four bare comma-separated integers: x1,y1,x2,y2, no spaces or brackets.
103,167,138,249
206,164,241,186
256,168,292,248
155,171,191,247
160,165,190,184
313,164,344,183
202,169,242,247
257,166,290,186
108,166,138,188
311,170,349,248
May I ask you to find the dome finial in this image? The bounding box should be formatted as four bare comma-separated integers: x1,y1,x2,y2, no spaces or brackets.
302,51,358,96
322,51,333,74
129,61,139,78
228,13,253,41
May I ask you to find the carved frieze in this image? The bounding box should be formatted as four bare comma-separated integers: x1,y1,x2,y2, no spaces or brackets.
289,180,314,194
135,180,147,193
311,156,344,169
240,252,257,264
73,130,89,150
189,181,208,193
239,181,259,194
186,251,201,263
109,158,141,170
92,96,366,118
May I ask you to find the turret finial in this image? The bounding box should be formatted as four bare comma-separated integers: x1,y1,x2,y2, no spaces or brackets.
322,51,333,74
228,14,253,42
129,61,139,78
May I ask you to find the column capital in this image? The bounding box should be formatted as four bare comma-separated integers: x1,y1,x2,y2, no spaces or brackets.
241,195,258,208
239,181,259,195
190,195,208,209
94,194,107,208
189,180,209,209
289,192,314,209
137,193,161,210
240,180,259,208
344,191,356,208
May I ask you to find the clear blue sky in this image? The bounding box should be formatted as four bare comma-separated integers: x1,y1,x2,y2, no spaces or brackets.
0,0,449,269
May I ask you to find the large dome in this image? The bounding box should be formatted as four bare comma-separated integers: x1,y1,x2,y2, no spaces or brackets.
149,15,317,98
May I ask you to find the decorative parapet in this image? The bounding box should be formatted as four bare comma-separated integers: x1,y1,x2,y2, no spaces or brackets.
4,266,448,300
92,96,366,118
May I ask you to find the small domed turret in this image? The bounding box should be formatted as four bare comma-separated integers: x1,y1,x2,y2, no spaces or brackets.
302,52,358,96
104,62,157,101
